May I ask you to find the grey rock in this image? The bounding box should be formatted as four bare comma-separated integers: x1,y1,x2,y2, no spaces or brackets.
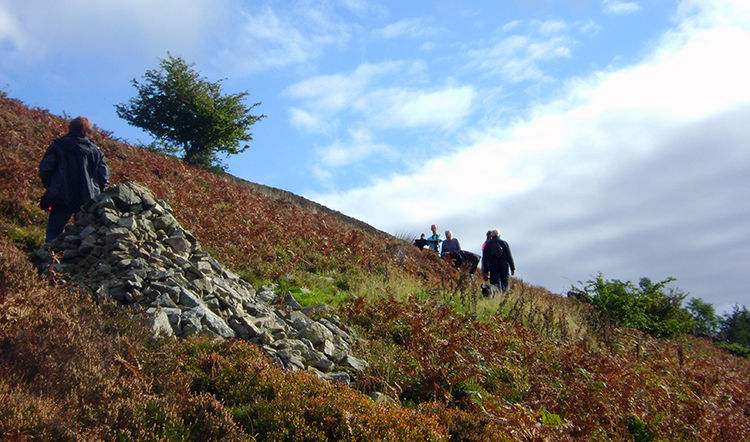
180,309,204,336
306,349,335,372
117,216,137,230
283,291,302,311
149,281,180,299
144,308,174,337
162,307,182,328
287,311,312,330
101,210,120,225
276,349,305,370
256,288,276,304
79,225,97,240
180,289,204,308
191,260,212,275
297,322,334,347
165,233,190,253
198,306,236,338
105,227,133,242
153,214,176,231
205,296,222,311
322,340,336,358
109,183,142,211
341,354,369,372
152,293,178,308
257,331,274,345
141,192,157,209
228,316,262,339
301,303,331,316
319,372,351,385
96,196,117,213
271,339,311,356
319,318,352,344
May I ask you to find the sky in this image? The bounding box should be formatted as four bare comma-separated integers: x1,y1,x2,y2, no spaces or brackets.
2,0,749,313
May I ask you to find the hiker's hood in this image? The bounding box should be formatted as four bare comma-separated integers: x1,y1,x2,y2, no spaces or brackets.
57,134,97,154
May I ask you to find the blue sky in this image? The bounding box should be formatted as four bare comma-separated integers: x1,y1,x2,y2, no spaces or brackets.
2,0,749,313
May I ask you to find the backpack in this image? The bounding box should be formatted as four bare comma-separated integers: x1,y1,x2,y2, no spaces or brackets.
484,239,504,260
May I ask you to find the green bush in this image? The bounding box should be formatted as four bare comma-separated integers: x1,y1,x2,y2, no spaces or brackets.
569,274,694,339
714,341,750,358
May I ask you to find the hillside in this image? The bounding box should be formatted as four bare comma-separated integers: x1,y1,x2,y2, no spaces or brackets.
1,95,750,440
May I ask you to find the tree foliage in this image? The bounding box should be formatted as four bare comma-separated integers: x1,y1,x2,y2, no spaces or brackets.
720,305,750,348
569,274,694,339
115,53,265,169
686,297,719,338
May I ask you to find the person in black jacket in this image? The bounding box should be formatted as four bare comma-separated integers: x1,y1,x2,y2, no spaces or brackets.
481,229,515,292
39,116,109,242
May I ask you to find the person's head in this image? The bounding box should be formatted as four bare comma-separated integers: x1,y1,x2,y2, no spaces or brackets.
445,230,453,240
491,229,500,239
431,224,438,234
486,230,493,239
68,116,94,137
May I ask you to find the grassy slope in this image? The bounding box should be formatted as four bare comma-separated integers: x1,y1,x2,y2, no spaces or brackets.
1,96,749,440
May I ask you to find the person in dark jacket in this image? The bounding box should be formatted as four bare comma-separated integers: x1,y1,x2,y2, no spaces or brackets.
481,229,515,292
39,116,109,243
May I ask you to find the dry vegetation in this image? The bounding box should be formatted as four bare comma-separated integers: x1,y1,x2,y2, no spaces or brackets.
2,95,749,440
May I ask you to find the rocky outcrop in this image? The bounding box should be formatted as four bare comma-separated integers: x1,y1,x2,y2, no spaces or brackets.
33,182,367,383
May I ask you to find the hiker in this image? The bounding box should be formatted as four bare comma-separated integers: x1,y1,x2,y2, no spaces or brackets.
425,224,442,253
481,229,515,293
441,230,460,257
39,116,109,243
481,230,492,252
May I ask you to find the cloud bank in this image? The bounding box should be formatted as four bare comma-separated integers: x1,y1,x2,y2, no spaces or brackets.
309,1,750,310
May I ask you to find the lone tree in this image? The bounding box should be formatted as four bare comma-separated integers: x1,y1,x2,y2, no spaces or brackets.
116,54,265,169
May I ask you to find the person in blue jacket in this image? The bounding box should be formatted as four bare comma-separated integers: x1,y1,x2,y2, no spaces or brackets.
39,116,109,243
425,224,442,252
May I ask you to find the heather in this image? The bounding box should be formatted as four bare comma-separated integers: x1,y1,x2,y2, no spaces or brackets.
2,95,749,440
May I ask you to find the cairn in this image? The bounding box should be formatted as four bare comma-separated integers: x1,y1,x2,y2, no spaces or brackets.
33,182,367,383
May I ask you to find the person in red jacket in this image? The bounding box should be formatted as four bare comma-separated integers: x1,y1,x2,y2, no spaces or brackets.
39,116,109,243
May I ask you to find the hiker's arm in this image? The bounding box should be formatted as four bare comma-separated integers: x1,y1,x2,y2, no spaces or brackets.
39,143,58,188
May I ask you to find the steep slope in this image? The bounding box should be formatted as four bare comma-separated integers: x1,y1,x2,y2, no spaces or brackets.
0,95,447,289
2,95,750,440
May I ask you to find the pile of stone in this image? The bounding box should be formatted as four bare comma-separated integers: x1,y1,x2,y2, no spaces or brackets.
33,182,367,383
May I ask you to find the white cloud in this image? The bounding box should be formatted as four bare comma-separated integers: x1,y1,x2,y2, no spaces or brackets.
602,0,641,15
419,41,436,51
316,128,395,168
374,18,438,39
467,22,573,83
285,61,403,114
289,107,330,133
537,19,568,35
356,85,477,130
310,0,750,304
0,6,26,51
216,5,350,75
287,61,475,132
0,0,225,65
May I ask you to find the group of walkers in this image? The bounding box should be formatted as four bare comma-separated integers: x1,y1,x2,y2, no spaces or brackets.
415,224,516,294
